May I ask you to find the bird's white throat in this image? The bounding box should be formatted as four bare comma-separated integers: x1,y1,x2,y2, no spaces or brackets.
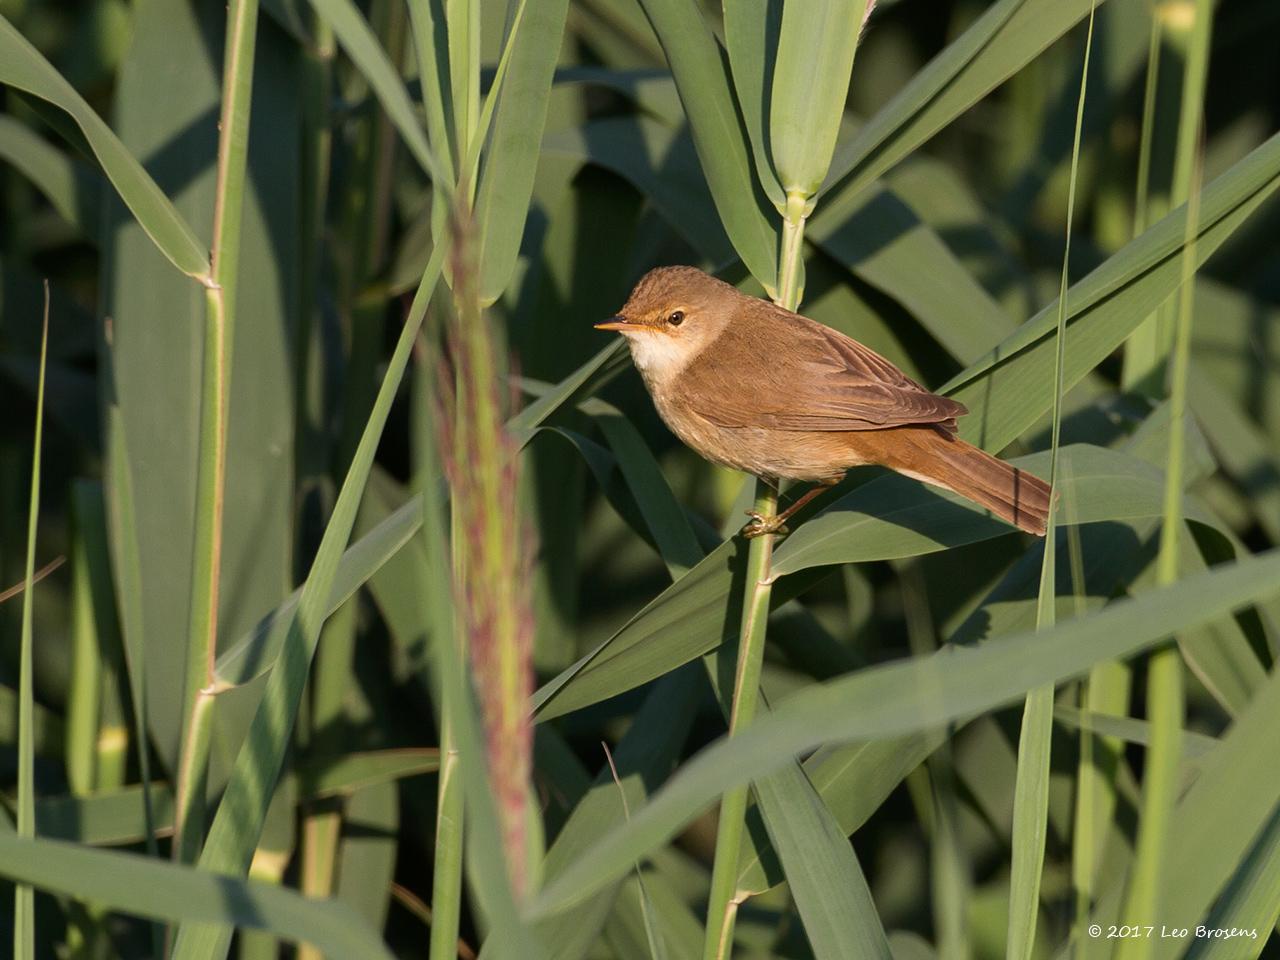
624,330,696,386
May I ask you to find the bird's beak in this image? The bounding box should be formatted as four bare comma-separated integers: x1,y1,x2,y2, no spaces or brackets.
594,314,631,331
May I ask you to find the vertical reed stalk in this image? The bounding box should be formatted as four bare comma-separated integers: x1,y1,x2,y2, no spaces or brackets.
1122,0,1213,392
67,504,103,801
298,599,357,960
295,14,336,485
299,0,402,928
1007,9,1095,957
411,342,467,960
701,192,807,960
429,716,465,960
14,283,49,960
1116,3,1207,949
901,565,969,960
174,0,262,865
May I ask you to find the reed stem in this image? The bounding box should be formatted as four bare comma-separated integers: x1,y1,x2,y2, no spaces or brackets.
1122,0,1213,393
174,0,261,864
701,194,807,960
1116,2,1208,950
428,716,465,960
1007,8,1095,956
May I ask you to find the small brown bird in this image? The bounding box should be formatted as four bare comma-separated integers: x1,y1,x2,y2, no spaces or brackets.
597,266,1051,538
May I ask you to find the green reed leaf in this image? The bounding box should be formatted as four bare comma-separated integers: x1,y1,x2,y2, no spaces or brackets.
0,15,209,278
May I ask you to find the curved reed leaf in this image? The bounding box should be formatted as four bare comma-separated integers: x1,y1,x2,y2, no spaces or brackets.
213,497,423,687
0,115,102,238
532,546,1280,917
944,131,1280,453
817,0,1098,204
633,0,779,292
535,444,1217,722
541,118,736,264
0,15,209,278
753,764,890,959
306,0,441,179
721,0,784,208
474,0,571,303
0,834,394,959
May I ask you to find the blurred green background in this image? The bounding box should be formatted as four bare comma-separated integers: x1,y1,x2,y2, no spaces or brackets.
0,0,1279,957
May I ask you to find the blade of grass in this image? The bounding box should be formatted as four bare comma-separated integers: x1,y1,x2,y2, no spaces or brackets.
632,0,779,292
101,411,159,870
14,280,49,959
447,0,480,158
301,749,440,799
1122,0,1214,393
1119,7,1166,391
602,742,670,960
535,444,1232,723
406,0,457,182
1007,8,1094,956
721,0,785,209
1070,659,1131,938
751,761,891,960
1183,802,1280,960
530,545,1280,917
897,566,968,960
1054,706,1215,760
169,240,448,960
297,596,357,960
1116,15,1208,949
0,15,210,278
0,113,102,238
305,0,442,180
0,833,395,959
941,130,1280,454
66,507,101,798
213,496,423,687
816,0,1099,204
473,0,570,302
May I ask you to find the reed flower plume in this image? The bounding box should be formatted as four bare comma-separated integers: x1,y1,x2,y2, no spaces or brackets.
434,201,537,899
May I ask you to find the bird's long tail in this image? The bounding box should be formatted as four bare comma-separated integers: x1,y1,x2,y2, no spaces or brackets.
889,429,1053,536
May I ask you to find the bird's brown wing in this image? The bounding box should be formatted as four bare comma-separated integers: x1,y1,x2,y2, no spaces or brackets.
680,307,966,432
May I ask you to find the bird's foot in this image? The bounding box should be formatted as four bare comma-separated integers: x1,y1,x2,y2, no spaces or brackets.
741,510,790,539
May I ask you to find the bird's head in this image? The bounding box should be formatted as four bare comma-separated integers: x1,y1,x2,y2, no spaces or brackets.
596,266,740,382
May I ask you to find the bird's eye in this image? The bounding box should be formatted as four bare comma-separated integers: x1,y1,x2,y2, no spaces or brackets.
668,310,684,326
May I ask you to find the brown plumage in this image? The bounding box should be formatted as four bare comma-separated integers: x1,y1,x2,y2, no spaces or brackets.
597,266,1051,537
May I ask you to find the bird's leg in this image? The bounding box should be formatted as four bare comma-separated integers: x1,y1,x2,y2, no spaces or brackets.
742,479,838,539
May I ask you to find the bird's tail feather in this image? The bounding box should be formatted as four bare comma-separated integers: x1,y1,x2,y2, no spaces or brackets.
902,432,1053,536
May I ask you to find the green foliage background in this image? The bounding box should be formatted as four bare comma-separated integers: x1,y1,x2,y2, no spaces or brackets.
0,0,1278,957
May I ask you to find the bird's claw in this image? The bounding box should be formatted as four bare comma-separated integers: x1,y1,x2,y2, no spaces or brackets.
741,510,789,539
